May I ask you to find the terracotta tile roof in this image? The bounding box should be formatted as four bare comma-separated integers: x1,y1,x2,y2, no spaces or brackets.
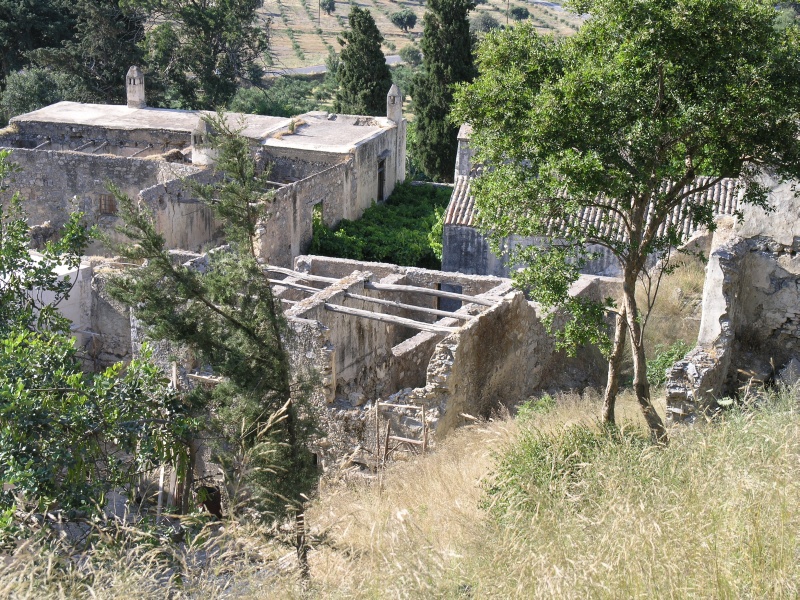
444,175,742,240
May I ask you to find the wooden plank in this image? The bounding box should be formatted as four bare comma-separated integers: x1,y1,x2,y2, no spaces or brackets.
267,278,325,295
388,435,424,446
363,281,498,307
382,421,391,466
323,303,459,334
422,405,428,454
376,402,424,411
187,373,223,384
344,292,474,321
264,265,339,284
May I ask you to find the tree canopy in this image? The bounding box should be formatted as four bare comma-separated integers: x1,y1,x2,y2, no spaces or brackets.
0,151,187,519
453,0,800,439
126,0,269,109
334,7,392,116
412,0,476,181
390,9,418,32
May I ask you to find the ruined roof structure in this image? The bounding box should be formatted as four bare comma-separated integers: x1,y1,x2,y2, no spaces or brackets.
0,67,407,265
443,124,744,277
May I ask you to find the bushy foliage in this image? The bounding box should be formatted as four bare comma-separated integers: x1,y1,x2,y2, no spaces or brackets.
309,182,449,268
321,0,336,14
228,78,317,118
0,68,83,123
0,151,187,521
646,340,690,386
131,0,268,109
485,423,650,518
390,9,418,32
509,5,529,20
470,11,500,33
399,44,422,67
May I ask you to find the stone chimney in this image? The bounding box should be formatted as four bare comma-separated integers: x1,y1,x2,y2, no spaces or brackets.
126,66,146,109
191,117,218,166
387,84,402,123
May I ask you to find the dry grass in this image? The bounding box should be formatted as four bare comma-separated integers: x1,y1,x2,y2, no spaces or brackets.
640,254,707,354
3,388,799,597
300,388,800,599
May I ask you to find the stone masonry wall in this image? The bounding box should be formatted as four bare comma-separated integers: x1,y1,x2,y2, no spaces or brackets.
666,225,800,422
255,162,350,266
2,120,189,158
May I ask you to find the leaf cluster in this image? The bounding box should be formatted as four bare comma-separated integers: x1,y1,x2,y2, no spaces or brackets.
309,182,450,268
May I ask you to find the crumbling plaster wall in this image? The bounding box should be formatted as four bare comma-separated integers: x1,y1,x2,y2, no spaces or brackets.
285,271,399,399
254,162,350,266
667,177,800,422
0,148,214,252
138,169,220,252
409,291,553,436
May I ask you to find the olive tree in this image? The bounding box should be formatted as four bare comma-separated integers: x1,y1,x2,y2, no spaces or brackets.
453,1,800,440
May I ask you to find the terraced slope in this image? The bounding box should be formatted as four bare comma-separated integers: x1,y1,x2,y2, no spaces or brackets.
260,0,583,69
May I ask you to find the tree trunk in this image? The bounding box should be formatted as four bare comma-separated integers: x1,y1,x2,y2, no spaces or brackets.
623,274,668,443
602,305,627,425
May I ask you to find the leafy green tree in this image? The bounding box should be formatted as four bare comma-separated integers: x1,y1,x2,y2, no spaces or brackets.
107,117,317,518
509,5,529,19
321,0,336,15
412,0,476,181
31,0,146,105
390,9,418,32
470,12,500,33
126,0,269,109
228,77,317,118
453,2,800,440
0,0,76,86
334,7,392,116
0,68,83,124
399,44,422,67
0,151,187,519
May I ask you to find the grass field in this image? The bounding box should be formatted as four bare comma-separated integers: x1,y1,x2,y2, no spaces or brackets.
260,0,584,69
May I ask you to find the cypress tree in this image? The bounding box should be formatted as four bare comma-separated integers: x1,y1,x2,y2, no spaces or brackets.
412,0,476,182
334,6,392,116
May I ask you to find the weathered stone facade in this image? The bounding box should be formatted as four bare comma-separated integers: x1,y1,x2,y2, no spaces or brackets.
667,176,800,423
0,73,407,267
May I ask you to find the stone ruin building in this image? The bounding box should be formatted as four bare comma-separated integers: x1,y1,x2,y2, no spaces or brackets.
7,67,800,475
0,67,407,267
444,122,800,430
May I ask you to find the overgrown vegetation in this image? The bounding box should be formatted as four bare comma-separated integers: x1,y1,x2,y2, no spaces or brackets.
107,117,318,520
309,182,449,268
0,150,189,529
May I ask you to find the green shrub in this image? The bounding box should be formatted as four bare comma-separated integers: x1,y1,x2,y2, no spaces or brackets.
485,424,650,518
229,77,317,117
647,340,691,386
516,393,556,422
309,182,450,268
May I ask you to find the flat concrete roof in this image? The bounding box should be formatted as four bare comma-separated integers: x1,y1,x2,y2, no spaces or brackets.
12,102,396,151
262,113,394,153
12,102,291,139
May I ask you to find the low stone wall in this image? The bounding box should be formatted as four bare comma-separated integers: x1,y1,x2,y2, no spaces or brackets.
138,170,220,252
408,292,554,436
